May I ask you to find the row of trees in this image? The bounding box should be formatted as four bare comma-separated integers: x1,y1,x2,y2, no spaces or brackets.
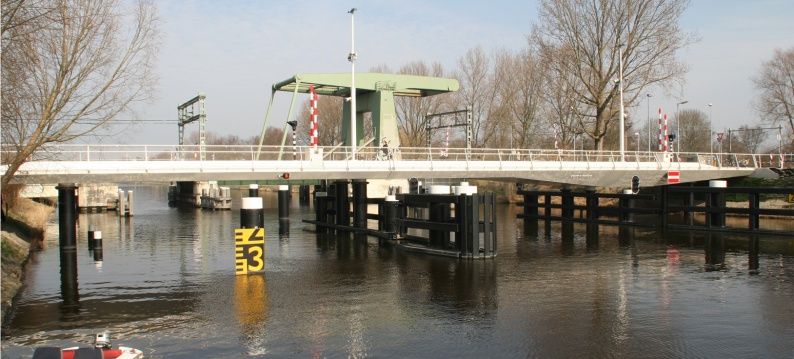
289,0,694,152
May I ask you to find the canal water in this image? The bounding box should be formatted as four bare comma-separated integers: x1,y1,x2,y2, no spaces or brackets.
2,186,793,358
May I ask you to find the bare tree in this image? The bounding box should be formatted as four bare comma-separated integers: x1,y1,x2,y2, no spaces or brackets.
728,125,767,154
534,0,692,150
671,109,711,152
454,46,500,147
507,46,548,148
754,47,794,135
296,96,344,147
1,0,159,188
389,61,450,147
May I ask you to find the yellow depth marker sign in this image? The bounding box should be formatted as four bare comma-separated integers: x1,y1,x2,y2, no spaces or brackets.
235,228,265,275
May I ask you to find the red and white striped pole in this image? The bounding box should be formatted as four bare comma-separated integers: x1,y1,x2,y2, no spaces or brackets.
663,114,670,152
657,107,663,151
308,85,319,148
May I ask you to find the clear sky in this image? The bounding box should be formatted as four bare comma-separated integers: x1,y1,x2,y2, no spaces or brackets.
115,0,793,145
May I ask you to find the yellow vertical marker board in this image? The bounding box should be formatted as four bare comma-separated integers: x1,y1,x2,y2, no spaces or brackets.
235,228,265,275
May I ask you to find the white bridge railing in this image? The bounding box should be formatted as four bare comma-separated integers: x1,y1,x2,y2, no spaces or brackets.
1,144,790,169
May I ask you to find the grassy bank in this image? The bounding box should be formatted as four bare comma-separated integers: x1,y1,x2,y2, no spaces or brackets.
1,197,55,324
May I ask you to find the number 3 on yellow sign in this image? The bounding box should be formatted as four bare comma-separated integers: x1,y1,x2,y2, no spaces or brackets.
247,246,264,272
235,228,266,275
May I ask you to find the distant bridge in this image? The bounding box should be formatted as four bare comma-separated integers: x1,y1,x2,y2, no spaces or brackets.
2,144,788,188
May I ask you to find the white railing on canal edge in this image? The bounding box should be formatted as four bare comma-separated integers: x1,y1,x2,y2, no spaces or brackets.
1,144,790,169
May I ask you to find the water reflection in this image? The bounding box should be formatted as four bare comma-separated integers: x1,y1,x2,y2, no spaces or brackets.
59,250,80,317
3,188,794,358
234,274,268,329
704,234,726,271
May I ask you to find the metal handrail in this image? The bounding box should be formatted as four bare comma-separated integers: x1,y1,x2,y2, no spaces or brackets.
2,144,791,169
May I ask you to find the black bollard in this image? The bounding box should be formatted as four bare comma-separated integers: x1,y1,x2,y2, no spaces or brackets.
748,236,760,271
382,195,399,239
241,197,264,229
705,234,726,269
561,189,574,220
748,192,760,231
278,185,290,220
59,250,79,310
620,190,635,224
428,185,451,248
92,230,103,262
708,180,727,228
279,218,289,237
299,185,310,206
87,225,96,251
618,226,633,247
352,180,368,229
659,186,669,231
334,180,350,228
315,191,328,234
248,184,259,198
523,192,538,238
57,183,78,251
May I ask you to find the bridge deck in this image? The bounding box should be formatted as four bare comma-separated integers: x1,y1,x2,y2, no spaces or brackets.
3,145,784,187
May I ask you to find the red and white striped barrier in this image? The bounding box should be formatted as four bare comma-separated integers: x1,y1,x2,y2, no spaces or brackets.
308,85,319,148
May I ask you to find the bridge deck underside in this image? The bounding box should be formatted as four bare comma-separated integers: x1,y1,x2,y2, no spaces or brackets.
9,160,756,187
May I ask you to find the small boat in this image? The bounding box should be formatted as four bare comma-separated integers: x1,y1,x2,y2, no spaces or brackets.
32,333,143,359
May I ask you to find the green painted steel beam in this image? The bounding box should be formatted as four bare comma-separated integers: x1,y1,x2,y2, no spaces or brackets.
272,72,459,97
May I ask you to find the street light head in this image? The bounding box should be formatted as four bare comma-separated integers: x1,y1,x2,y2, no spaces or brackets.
678,100,688,105
348,8,357,14
646,93,652,98
708,103,713,107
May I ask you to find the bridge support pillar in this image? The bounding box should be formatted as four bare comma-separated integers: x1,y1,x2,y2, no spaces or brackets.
543,194,552,220
522,191,538,238
352,180,368,229
334,180,350,230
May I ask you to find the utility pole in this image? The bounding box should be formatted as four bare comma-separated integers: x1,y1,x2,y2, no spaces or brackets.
676,100,688,152
348,8,358,158
707,103,713,153
646,94,652,152
618,44,626,161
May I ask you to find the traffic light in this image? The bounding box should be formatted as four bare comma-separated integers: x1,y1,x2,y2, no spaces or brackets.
631,175,640,194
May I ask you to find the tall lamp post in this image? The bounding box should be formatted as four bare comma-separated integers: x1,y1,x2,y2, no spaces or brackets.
676,100,688,153
618,44,626,161
347,8,357,158
646,94,652,152
707,103,713,153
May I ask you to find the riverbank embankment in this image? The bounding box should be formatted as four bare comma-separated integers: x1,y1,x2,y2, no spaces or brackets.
1,197,55,323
